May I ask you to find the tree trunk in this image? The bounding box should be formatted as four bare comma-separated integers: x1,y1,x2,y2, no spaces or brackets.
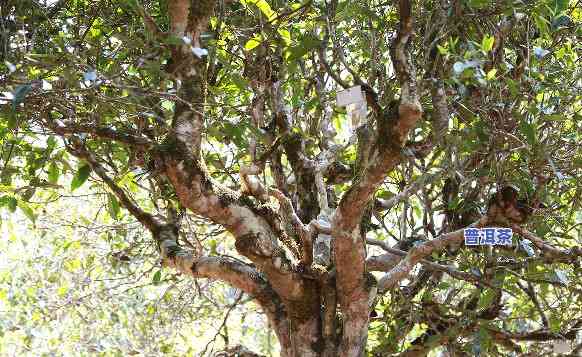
269,289,370,357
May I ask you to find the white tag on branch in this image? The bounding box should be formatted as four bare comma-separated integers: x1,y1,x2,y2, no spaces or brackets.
347,101,368,127
337,86,368,134
336,85,365,106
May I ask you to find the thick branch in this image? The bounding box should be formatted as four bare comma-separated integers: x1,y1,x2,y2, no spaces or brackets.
68,138,293,349
146,1,307,302
332,2,423,354
168,0,214,155
162,246,279,313
168,0,190,36
160,148,305,299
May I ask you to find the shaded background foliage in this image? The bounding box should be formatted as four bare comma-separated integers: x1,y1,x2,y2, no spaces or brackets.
0,0,581,355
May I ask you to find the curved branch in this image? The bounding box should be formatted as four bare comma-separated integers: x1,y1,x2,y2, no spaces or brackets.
378,217,489,292
161,246,279,314
63,139,293,350
66,136,162,233
367,238,505,290
511,225,582,261
159,235,291,353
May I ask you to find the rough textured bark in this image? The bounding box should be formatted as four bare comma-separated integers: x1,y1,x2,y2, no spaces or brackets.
17,1,581,356
331,1,423,354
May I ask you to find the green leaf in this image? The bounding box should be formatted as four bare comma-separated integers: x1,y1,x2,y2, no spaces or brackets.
286,35,321,62
535,15,551,36
17,200,36,223
48,163,59,184
46,136,57,150
468,0,491,8
64,258,82,272
71,164,91,191
277,28,291,45
477,326,492,351
89,27,101,38
477,288,497,310
519,121,537,146
244,34,262,51
107,193,121,220
437,44,448,55
209,239,218,255
0,195,18,212
551,0,569,14
152,270,162,285
481,35,495,53
485,68,497,80
549,313,561,333
249,0,277,21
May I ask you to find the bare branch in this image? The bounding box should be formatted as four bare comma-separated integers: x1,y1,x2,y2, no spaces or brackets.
366,253,401,272
429,79,449,143
160,243,290,351
512,225,582,261
375,172,440,211
367,238,504,289
270,188,313,266
53,123,154,148
67,137,162,233
135,1,167,39
318,30,350,90
168,0,191,36
215,345,265,357
64,138,292,317
321,276,338,357
163,250,273,307
168,0,214,155
378,217,489,292
240,164,269,202
516,281,549,328
488,322,582,341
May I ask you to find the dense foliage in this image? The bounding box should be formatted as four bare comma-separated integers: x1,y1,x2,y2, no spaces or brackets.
1,0,581,356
